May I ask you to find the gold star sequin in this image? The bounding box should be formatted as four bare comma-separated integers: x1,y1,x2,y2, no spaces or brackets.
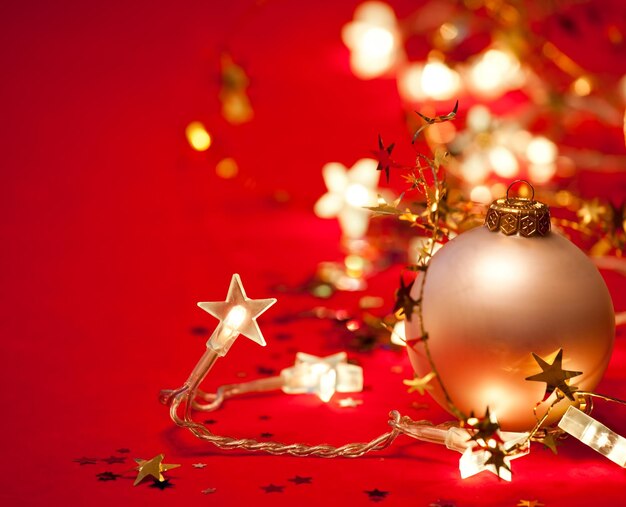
577,199,608,226
517,501,544,507
525,349,582,401
403,371,436,395
133,454,180,486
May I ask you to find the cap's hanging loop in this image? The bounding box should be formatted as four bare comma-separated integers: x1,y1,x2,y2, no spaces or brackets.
485,180,550,237
506,179,535,202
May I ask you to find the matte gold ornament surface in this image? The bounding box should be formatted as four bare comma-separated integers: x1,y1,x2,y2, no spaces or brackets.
405,193,614,431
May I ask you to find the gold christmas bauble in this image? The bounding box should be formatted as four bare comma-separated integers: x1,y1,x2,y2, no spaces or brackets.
405,186,614,431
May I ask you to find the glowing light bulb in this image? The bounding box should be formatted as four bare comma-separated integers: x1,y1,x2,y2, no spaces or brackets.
526,136,557,165
558,406,626,467
468,48,523,97
186,121,212,151
489,146,519,177
280,352,363,402
421,60,460,100
461,152,490,184
467,105,492,132
314,159,380,239
528,162,557,184
345,183,370,207
470,185,492,204
398,63,426,102
342,2,399,79
198,274,276,357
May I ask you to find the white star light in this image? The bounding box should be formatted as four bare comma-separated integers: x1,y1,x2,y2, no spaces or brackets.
280,352,363,402
314,159,380,239
198,274,276,356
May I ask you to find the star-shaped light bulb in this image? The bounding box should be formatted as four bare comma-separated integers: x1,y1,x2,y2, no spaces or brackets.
314,159,380,239
445,411,529,481
280,352,363,402
558,406,626,467
198,274,277,357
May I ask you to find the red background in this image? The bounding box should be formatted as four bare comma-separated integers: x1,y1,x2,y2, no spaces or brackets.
1,1,625,506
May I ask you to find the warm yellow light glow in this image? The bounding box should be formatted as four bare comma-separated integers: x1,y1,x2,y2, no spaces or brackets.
421,60,461,100
470,185,492,204
398,64,426,101
489,146,519,177
526,136,557,165
572,76,592,96
461,152,490,184
467,105,492,132
558,406,626,467
224,305,247,330
216,157,238,179
528,162,557,184
439,22,459,41
186,121,212,151
468,48,523,97
345,254,366,278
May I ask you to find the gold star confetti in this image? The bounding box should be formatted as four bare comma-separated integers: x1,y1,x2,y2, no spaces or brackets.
192,463,207,469
403,371,436,395
393,277,420,321
484,447,511,480
466,407,500,443
525,349,582,401
538,433,559,454
133,454,180,486
338,397,363,408
198,273,277,348
577,198,608,226
517,501,544,507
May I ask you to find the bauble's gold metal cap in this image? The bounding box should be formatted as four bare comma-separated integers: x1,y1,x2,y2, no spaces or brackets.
485,180,551,237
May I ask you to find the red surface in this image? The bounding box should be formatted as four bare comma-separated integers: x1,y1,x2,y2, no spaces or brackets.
1,1,626,506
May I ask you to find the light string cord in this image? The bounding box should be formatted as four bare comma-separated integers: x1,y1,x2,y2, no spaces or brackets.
160,355,465,458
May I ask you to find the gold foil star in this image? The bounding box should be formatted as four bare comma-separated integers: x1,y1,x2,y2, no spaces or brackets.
198,274,277,348
517,501,544,507
538,433,559,454
403,371,436,395
133,454,180,486
525,349,582,401
577,198,607,226
466,407,500,443
484,446,511,480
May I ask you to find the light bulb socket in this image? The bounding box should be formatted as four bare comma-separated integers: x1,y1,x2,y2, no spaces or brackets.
484,180,550,237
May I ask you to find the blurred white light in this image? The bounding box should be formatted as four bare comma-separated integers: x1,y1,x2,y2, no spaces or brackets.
461,152,490,184
468,48,523,97
528,162,557,184
421,60,461,100
398,64,425,101
526,136,557,164
390,321,407,346
470,185,492,204
467,105,492,132
489,146,519,177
